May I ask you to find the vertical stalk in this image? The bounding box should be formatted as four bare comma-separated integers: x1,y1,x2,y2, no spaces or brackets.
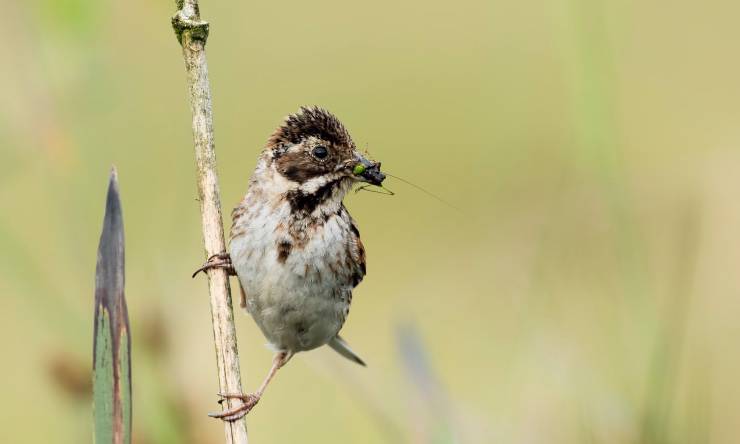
171,2,249,443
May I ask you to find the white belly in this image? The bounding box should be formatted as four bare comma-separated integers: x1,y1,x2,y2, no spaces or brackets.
229,207,353,352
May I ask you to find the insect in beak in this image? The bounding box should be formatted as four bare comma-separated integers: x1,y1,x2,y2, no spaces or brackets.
353,158,385,186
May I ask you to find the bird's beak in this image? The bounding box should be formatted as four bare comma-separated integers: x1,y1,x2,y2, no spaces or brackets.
353,156,385,186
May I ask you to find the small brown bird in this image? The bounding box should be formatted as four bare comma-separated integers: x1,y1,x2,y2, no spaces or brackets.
195,106,384,420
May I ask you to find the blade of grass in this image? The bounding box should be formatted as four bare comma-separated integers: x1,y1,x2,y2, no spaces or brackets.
640,203,700,444
397,323,459,444
93,167,131,444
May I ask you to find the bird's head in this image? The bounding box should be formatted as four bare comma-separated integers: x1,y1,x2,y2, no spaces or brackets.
266,106,385,193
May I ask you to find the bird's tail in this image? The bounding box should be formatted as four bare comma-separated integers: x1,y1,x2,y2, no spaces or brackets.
328,335,366,366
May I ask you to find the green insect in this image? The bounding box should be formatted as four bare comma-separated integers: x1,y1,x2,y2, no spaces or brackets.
353,164,366,175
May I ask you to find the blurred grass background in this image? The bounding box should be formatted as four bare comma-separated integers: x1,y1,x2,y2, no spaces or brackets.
1,0,739,442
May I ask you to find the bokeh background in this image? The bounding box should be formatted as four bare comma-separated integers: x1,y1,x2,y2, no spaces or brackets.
1,0,739,442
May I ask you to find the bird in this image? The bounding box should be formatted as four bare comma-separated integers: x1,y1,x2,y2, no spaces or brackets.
193,106,385,421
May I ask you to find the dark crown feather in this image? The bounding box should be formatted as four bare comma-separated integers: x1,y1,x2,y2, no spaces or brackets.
268,106,355,149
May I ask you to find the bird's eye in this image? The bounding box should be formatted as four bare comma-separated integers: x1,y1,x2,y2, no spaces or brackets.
312,146,328,159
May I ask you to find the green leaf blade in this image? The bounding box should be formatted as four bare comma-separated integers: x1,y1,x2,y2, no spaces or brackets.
93,168,131,444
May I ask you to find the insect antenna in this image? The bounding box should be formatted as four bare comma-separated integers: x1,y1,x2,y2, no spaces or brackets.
384,172,463,213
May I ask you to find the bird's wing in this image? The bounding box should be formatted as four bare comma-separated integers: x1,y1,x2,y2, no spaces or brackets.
230,201,248,242
345,208,366,288
328,335,366,366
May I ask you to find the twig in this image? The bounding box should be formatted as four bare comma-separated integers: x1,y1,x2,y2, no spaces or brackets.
171,2,249,443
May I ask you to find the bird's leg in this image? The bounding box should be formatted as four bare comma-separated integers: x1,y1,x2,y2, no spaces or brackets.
254,351,293,395
209,351,294,421
192,252,235,278
238,282,248,309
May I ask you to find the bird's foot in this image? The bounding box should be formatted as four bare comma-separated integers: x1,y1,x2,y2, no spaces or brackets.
192,252,235,278
209,392,260,421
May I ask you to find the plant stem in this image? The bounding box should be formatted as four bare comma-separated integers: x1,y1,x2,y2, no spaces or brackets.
171,2,249,443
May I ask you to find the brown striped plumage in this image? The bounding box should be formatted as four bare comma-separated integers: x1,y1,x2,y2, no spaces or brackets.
202,107,384,421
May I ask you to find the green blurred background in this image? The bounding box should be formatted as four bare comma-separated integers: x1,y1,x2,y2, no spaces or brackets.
2,0,739,442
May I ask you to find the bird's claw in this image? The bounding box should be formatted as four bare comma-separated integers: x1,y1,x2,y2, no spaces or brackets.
209,392,261,421
192,252,235,278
